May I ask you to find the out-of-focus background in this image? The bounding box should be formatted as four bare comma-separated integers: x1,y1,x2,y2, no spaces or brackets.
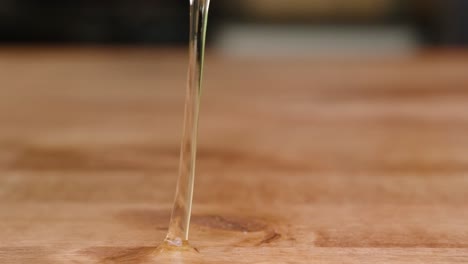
0,0,467,56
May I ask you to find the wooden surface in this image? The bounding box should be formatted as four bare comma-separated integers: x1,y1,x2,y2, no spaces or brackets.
0,49,468,263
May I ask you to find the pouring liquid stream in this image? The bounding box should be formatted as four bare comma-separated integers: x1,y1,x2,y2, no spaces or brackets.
96,2,211,262
164,0,211,248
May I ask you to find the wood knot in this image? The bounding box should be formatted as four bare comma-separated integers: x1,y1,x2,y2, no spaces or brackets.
192,215,267,233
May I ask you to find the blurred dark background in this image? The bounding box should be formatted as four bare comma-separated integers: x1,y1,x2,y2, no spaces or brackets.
0,0,467,53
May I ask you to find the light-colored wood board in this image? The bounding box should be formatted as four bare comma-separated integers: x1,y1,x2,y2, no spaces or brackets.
0,49,468,263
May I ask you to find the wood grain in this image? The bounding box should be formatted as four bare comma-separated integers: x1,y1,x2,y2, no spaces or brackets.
0,48,468,263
